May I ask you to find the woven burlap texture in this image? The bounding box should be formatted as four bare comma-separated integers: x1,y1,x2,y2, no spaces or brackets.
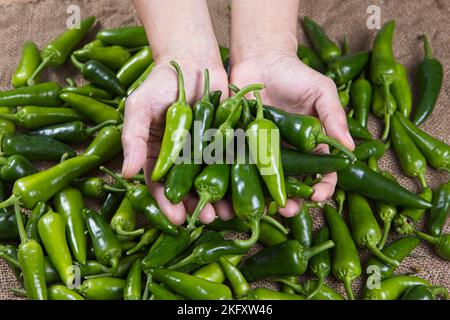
0,0,448,300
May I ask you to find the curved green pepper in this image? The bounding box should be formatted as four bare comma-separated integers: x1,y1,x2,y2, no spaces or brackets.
151,61,192,182
126,228,160,255
347,115,373,140
219,256,250,298
353,140,386,161
297,44,326,73
363,275,430,300
302,17,341,63
0,82,62,107
415,231,450,261
411,35,443,126
193,255,242,283
110,197,144,238
124,258,142,300
54,187,87,264
302,279,344,300
12,41,41,88
324,204,361,300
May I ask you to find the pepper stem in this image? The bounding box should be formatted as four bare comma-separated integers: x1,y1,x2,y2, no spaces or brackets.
9,288,27,297
261,215,289,235
274,278,306,295
126,228,159,255
27,55,53,86
230,83,264,102
304,240,335,260
418,173,428,189
429,286,449,300
0,252,21,269
201,69,211,103
316,134,356,162
167,251,196,271
14,202,27,244
103,185,127,193
188,226,204,246
415,230,439,245
0,113,18,123
85,120,118,135
115,225,145,237
378,220,391,250
325,71,336,80
420,34,433,59
367,243,399,266
343,278,355,300
170,61,187,103
100,166,131,190
306,274,324,300
70,55,85,72
233,219,260,248
229,84,239,93
186,193,211,231
66,78,76,87
142,275,152,300
0,194,19,209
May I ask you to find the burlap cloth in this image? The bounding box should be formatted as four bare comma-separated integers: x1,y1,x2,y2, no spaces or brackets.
0,0,448,300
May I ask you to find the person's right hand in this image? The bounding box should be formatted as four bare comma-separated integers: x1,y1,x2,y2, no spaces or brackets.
121,56,229,226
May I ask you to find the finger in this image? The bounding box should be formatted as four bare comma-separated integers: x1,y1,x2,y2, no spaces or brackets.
278,198,303,218
122,95,152,178
213,200,235,221
148,182,186,226
183,194,216,224
315,78,355,151
311,172,337,202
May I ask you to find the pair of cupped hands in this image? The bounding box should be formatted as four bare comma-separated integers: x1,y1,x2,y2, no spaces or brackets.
121,49,355,226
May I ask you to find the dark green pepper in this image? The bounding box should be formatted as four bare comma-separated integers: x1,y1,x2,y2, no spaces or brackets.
327,51,370,86
363,275,430,300
302,16,341,63
415,231,450,261
282,148,350,175
0,155,37,182
83,125,123,163
401,285,448,300
427,181,450,237
164,163,201,204
307,226,331,299
347,115,373,140
286,205,312,247
25,202,47,243
124,258,142,300
297,44,326,73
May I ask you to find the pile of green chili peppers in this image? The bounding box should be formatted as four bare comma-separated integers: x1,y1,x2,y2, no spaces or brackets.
0,16,448,301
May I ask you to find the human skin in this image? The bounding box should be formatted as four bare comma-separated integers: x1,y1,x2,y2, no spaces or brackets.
125,0,354,224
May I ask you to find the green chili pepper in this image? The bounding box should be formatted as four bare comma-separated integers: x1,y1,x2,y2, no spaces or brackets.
23,202,46,243
152,268,232,300
411,35,443,125
0,107,16,139
246,91,286,208
48,285,84,300
394,188,433,236
12,41,41,88
73,45,131,70
124,258,142,300
258,221,287,247
71,177,124,199
0,106,85,130
369,20,398,140
230,159,265,248
126,228,160,255
38,209,74,286
426,181,450,237
109,252,146,278
327,52,370,86
396,112,449,172
77,260,110,278
53,187,87,265
391,114,428,188
164,163,201,204
146,281,179,300
255,104,355,160
303,17,341,63
242,287,305,300
401,285,448,300
78,277,125,300
193,256,242,284
209,90,222,108
324,204,360,300
83,125,122,163
347,114,373,140
0,205,19,241
0,155,99,209
97,26,148,47
353,140,386,161
282,148,350,175
110,197,144,238
237,98,255,129
219,256,249,298
101,167,178,235
391,62,412,118
297,44,326,73
0,82,62,107
347,193,399,266
338,82,351,108
0,244,22,280
287,205,313,247
415,231,450,261
186,164,230,230
126,62,155,96
27,16,96,86
116,47,153,88
60,92,122,124
285,176,314,199
337,160,432,209
29,120,117,144
151,61,192,182
333,188,346,215
350,71,372,128
363,275,430,300
366,236,420,280
101,183,125,222
0,155,36,183
14,202,47,299
239,239,334,282
2,134,77,161
303,279,345,300
306,226,331,299
84,208,122,270
61,82,112,100
70,55,126,96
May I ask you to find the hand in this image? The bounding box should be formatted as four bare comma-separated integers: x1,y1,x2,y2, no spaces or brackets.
122,56,229,225
230,51,355,216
